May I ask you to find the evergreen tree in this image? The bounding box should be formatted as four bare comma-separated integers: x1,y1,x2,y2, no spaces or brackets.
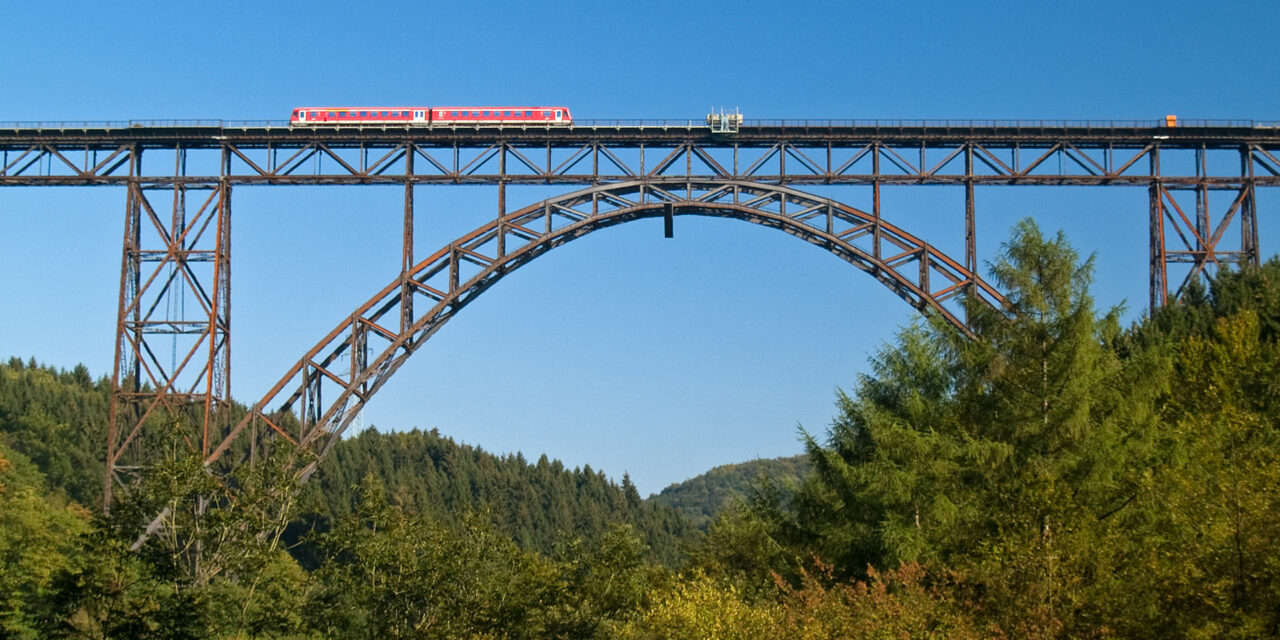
767,219,1159,635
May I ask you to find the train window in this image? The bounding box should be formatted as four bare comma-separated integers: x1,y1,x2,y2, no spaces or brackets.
524,110,531,116
502,111,509,117
555,111,561,118
309,112,317,118
543,111,550,117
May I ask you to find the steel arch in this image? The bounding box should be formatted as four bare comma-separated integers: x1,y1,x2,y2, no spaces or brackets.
206,178,1005,477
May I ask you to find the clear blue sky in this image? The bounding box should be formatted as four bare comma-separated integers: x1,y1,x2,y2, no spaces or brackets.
2,0,1277,495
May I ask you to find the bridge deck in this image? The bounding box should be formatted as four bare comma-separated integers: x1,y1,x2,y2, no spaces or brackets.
3,119,1280,149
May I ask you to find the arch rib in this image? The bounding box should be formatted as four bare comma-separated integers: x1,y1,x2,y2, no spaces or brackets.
206,179,1005,477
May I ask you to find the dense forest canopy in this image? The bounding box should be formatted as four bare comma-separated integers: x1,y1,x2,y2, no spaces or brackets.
650,455,808,530
2,218,1278,638
298,427,695,566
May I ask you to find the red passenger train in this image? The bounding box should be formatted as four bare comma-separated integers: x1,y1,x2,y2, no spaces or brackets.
290,106,572,126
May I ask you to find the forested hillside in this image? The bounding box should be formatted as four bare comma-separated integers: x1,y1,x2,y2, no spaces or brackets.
0,360,695,564
2,219,1278,638
651,455,808,529
300,428,695,565
0,359,106,507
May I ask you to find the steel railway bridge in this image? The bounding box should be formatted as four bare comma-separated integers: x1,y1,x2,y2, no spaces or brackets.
2,117,1276,512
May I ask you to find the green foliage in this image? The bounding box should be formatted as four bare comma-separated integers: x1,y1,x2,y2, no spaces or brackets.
616,572,783,640
620,563,987,640
307,475,668,639
0,358,108,507
1111,308,1280,638
651,455,809,530
537,523,669,638
777,220,1140,599
0,443,91,639
712,221,1280,637
43,433,315,639
299,427,695,566
306,474,543,639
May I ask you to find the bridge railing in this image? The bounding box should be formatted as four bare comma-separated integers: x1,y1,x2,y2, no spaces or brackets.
2,118,1278,131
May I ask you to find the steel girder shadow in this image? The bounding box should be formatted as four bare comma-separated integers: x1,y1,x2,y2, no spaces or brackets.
205,178,1005,483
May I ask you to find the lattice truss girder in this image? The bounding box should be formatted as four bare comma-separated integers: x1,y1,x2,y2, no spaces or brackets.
107,174,231,500
209,139,1280,187
7,139,1280,187
202,179,1005,479
0,143,134,182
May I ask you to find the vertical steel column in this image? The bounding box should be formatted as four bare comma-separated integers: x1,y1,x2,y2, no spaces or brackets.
1149,147,1167,310
401,149,414,334
964,144,977,324
1242,147,1260,268
497,144,507,255
105,145,142,511
873,142,882,260
203,171,231,458
1195,146,1210,271
964,144,976,273
779,143,786,184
